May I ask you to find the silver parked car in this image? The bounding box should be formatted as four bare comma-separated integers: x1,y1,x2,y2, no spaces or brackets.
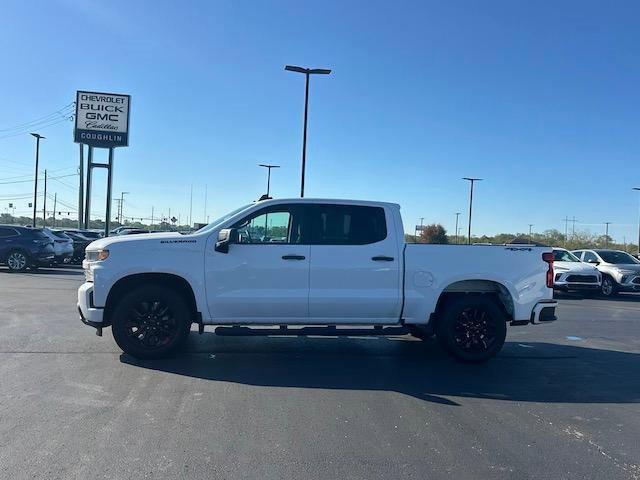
571,249,640,297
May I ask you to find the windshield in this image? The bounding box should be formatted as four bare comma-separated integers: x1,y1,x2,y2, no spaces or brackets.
596,250,640,264
192,203,254,235
553,249,579,262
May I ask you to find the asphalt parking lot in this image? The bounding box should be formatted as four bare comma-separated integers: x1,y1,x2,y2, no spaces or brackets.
1,267,639,480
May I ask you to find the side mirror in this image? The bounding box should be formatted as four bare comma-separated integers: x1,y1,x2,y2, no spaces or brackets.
215,228,237,253
587,259,599,265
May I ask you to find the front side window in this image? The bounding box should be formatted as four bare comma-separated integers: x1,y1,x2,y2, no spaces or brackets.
595,250,640,265
310,205,387,245
582,251,598,263
233,206,303,244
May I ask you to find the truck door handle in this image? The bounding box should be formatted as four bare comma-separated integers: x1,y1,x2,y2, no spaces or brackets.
372,256,394,261
282,254,306,260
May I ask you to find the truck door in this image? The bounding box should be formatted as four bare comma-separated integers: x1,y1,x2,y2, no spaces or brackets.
205,204,310,323
307,204,402,324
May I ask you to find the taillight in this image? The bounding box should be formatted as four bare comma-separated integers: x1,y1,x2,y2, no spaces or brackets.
542,252,554,288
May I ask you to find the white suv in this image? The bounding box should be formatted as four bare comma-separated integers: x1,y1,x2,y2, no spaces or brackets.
552,248,601,295
571,249,640,297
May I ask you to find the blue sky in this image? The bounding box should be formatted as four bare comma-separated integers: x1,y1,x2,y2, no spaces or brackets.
1,0,639,241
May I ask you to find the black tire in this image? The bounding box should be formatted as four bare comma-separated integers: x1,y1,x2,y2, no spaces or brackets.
600,276,618,298
111,285,192,359
5,250,29,272
435,295,507,363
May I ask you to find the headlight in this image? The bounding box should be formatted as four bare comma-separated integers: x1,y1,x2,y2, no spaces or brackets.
85,249,109,261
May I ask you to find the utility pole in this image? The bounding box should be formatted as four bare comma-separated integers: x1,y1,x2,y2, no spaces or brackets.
189,184,193,228
30,133,45,227
115,199,122,222
634,188,640,257
52,193,57,228
455,212,461,244
528,224,534,242
285,65,332,197
151,206,155,230
204,184,208,222
463,177,482,244
570,216,578,239
604,222,612,247
42,170,47,227
118,192,129,224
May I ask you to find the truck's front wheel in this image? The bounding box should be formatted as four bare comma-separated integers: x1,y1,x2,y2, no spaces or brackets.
436,296,507,363
111,285,192,359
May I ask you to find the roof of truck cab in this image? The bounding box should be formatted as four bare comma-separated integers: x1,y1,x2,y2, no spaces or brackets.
255,198,401,209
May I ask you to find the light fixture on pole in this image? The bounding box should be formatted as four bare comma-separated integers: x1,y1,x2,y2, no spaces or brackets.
259,164,280,197
462,177,482,244
30,133,45,227
285,65,331,198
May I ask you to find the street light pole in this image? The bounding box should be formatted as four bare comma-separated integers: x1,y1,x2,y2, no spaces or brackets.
259,164,280,197
285,65,331,197
30,133,45,227
529,224,534,242
455,212,461,244
634,188,640,257
462,177,482,245
604,222,612,247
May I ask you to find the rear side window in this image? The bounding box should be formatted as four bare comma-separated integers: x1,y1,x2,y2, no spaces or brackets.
310,205,387,245
26,229,50,239
0,227,18,238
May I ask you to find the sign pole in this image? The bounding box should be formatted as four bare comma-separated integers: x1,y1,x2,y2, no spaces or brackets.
84,146,93,229
78,144,84,229
104,148,114,237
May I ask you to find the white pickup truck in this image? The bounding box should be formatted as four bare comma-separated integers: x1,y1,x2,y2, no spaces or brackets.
78,198,557,362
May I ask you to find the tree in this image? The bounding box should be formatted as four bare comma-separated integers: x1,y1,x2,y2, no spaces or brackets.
419,224,449,244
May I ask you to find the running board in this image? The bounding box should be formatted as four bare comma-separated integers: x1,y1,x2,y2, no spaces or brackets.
214,325,410,337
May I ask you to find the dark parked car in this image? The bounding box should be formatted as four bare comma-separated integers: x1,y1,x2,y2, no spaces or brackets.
0,225,55,272
56,230,91,264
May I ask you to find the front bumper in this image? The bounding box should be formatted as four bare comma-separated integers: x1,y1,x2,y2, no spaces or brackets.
616,275,640,292
78,282,104,327
34,253,55,266
54,253,73,263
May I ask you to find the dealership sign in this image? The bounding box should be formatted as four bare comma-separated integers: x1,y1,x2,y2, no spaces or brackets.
74,91,130,148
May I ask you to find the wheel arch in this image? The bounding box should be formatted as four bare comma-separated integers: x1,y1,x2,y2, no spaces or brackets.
103,273,199,327
433,279,515,323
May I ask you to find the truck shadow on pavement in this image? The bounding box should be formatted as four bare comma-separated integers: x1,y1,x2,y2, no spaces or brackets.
120,336,640,406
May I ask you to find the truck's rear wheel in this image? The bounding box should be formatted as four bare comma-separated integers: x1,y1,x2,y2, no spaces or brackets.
111,285,192,359
436,296,507,363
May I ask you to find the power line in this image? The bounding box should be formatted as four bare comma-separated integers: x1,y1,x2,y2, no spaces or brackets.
0,115,75,140
0,103,74,132
0,173,77,185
